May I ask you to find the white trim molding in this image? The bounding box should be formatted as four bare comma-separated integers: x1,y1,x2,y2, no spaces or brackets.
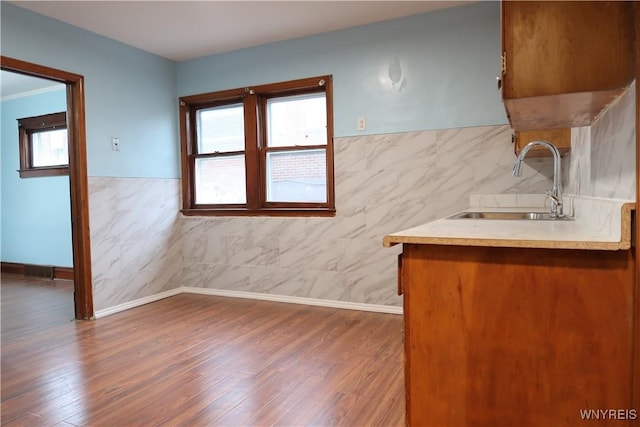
94,287,403,318
94,288,183,318
183,287,403,315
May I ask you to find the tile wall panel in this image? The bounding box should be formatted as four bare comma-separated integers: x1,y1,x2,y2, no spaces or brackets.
565,81,636,201
182,124,553,307
89,177,182,311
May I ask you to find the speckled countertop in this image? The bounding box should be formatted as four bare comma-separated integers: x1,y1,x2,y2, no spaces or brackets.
383,194,635,250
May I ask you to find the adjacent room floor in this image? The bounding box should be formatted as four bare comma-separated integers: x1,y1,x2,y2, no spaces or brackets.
1,273,405,426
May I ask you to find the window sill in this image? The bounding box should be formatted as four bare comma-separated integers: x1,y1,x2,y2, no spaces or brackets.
181,208,336,217
18,166,69,178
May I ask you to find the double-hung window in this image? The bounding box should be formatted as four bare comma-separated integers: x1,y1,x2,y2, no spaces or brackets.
179,75,334,216
17,112,68,178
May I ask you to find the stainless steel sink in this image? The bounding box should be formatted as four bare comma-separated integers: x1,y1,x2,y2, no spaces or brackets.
447,211,573,221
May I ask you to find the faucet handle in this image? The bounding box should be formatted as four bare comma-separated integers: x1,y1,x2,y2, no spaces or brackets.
545,190,564,218
545,190,559,203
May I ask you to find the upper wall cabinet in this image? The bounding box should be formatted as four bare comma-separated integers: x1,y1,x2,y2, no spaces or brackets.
501,1,635,131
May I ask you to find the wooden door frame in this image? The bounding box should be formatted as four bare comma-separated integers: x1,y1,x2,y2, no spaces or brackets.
1,56,93,320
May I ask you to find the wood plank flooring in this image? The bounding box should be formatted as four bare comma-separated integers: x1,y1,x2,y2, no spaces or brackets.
1,274,405,426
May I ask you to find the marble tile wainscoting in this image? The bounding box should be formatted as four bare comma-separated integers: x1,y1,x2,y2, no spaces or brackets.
89,177,183,312
182,124,553,309
88,125,555,315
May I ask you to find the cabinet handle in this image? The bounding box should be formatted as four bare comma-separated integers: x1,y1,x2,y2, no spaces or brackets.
497,75,502,90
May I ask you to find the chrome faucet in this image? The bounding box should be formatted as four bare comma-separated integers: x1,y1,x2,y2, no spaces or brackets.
512,140,564,218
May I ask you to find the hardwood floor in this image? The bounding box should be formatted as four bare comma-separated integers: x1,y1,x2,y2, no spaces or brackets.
1,274,75,341
1,274,405,426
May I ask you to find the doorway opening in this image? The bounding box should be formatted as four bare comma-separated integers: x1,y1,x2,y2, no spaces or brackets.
1,56,93,320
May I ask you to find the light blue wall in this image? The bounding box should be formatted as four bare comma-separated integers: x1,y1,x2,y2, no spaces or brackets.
1,89,73,266
1,2,179,178
3,1,506,172
178,1,508,137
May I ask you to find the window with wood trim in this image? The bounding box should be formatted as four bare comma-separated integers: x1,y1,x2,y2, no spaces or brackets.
179,75,335,216
17,111,69,178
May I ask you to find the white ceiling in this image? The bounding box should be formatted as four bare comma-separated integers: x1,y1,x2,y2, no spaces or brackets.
9,1,471,62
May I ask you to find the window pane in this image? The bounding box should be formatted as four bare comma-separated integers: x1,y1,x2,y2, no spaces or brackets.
197,104,244,153
267,94,326,147
266,149,326,203
195,155,246,204
32,129,68,167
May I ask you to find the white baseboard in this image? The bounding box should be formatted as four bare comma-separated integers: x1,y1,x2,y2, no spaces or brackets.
94,288,183,318
183,287,403,315
94,286,403,318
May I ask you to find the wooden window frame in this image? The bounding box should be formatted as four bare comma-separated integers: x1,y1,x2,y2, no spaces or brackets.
179,75,335,217
17,111,69,178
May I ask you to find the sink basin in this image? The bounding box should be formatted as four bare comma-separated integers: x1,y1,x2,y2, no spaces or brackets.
447,211,573,221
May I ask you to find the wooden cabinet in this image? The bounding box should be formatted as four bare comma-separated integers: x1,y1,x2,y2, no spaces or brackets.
501,1,635,131
514,128,571,158
401,243,637,426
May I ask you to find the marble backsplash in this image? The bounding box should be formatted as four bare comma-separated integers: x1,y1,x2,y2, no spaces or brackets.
564,81,636,201
181,124,553,308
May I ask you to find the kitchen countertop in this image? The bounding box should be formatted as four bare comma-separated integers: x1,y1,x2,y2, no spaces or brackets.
383,194,635,250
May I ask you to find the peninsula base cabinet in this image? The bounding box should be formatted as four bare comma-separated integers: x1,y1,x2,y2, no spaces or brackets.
400,244,638,427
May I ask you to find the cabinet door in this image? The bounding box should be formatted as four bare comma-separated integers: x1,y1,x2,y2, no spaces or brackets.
403,243,636,427
501,1,634,130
